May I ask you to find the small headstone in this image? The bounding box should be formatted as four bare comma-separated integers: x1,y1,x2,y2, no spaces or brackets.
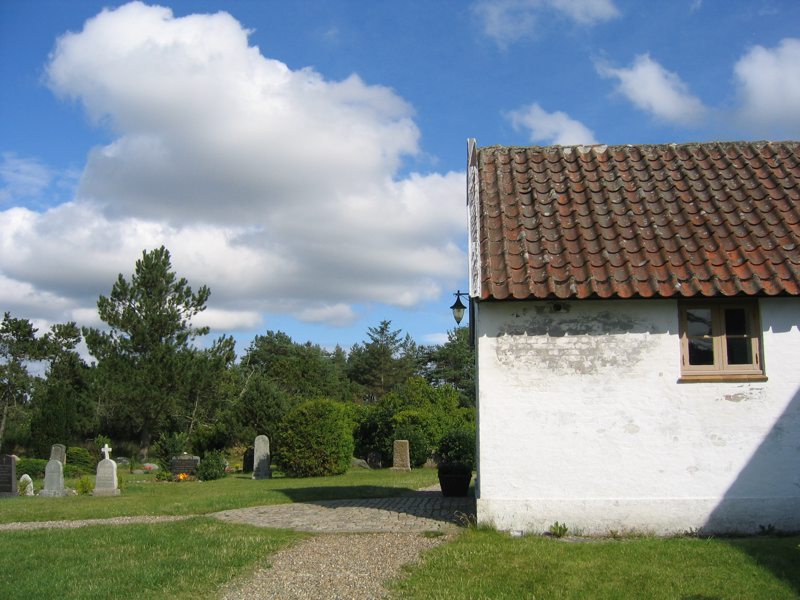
367,451,383,469
50,444,67,465
351,458,371,469
93,443,120,496
242,447,254,473
19,474,34,496
391,440,411,472
0,455,17,497
170,453,200,476
39,459,67,497
252,435,271,480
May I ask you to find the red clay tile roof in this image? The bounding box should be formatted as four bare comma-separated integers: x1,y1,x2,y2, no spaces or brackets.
473,141,800,300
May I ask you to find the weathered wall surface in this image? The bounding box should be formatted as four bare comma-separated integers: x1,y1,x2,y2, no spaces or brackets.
475,297,800,535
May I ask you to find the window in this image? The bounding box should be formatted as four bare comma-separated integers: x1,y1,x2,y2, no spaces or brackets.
678,300,765,382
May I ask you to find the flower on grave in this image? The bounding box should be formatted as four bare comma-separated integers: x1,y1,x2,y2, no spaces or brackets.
176,472,189,481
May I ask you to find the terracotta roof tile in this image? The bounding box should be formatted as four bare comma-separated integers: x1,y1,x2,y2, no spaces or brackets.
474,141,800,300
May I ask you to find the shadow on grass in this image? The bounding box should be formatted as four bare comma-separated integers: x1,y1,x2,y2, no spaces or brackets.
725,536,800,596
274,486,476,526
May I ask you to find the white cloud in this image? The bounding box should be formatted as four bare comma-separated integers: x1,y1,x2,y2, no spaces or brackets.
2,2,466,331
422,332,449,345
506,103,598,145
596,54,707,125
473,0,619,47
734,38,800,136
0,153,52,203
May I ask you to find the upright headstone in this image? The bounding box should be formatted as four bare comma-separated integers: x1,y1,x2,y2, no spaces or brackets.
50,444,67,465
40,459,67,497
391,440,411,472
170,453,200,476
19,474,34,496
252,435,271,480
367,451,383,469
93,443,120,496
0,455,17,497
242,447,254,473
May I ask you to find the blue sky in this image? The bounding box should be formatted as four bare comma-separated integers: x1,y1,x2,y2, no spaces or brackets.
1,0,799,354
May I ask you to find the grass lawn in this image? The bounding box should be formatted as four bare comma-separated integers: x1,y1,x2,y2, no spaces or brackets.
0,517,302,600
391,529,800,599
0,467,440,523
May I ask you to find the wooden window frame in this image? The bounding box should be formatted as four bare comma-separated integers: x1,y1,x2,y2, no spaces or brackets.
678,300,766,383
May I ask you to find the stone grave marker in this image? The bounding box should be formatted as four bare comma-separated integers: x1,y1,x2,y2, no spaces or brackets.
367,451,383,469
391,439,411,472
93,443,121,496
40,458,67,497
19,474,34,496
242,447,254,473
252,435,271,480
170,453,200,476
50,444,67,465
0,454,17,497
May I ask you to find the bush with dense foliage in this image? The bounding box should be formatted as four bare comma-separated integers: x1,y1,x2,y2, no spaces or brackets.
66,446,95,474
151,431,189,472
437,424,476,469
15,457,83,479
278,399,354,477
196,449,227,481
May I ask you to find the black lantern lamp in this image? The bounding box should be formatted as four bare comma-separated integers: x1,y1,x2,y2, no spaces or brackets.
450,290,468,325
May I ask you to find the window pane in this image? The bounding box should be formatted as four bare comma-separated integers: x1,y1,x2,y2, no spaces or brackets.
688,338,714,365
686,309,712,336
727,338,752,364
725,308,748,336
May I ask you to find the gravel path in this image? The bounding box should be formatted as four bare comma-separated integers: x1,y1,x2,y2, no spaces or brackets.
218,531,452,600
0,514,193,531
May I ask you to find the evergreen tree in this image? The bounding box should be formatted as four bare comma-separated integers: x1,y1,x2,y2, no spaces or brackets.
83,246,210,452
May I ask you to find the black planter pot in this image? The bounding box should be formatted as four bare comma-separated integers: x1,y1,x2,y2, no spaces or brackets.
438,467,472,497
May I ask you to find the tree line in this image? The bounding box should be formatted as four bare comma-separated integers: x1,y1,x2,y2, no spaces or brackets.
1,246,474,462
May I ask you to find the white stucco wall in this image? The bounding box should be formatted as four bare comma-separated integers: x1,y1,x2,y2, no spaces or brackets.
475,297,800,535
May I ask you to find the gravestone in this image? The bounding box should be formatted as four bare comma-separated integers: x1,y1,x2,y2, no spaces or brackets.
0,455,17,496
170,453,200,476
19,474,34,496
391,439,411,472
93,443,121,496
242,447,254,473
39,459,67,497
367,451,383,469
252,435,271,480
50,444,67,465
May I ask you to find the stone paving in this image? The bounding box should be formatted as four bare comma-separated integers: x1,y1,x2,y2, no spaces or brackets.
211,488,476,533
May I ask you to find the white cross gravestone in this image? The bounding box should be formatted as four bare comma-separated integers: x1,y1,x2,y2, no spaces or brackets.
93,443,121,496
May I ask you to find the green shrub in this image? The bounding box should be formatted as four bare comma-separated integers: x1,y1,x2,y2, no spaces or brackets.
15,458,48,479
67,447,95,474
14,457,83,479
437,425,476,469
75,475,94,495
151,432,190,472
196,449,227,481
279,399,354,477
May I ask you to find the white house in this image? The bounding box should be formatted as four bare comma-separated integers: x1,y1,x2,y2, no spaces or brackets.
467,140,800,535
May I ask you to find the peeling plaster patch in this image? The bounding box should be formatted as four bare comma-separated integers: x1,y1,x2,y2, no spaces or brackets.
624,421,640,434
495,310,657,375
710,434,727,447
723,393,746,403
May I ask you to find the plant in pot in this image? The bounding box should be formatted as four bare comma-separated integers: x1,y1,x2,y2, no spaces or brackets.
436,425,475,497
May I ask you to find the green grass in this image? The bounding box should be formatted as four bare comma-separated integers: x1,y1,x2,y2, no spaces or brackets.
0,467,439,523
0,517,301,600
390,529,800,599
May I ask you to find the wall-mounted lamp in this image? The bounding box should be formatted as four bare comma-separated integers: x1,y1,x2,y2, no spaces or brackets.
450,290,468,325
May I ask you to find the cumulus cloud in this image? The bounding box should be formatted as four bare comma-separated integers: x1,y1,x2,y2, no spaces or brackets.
596,54,707,125
1,2,465,331
734,38,800,136
473,0,619,47
506,103,598,145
